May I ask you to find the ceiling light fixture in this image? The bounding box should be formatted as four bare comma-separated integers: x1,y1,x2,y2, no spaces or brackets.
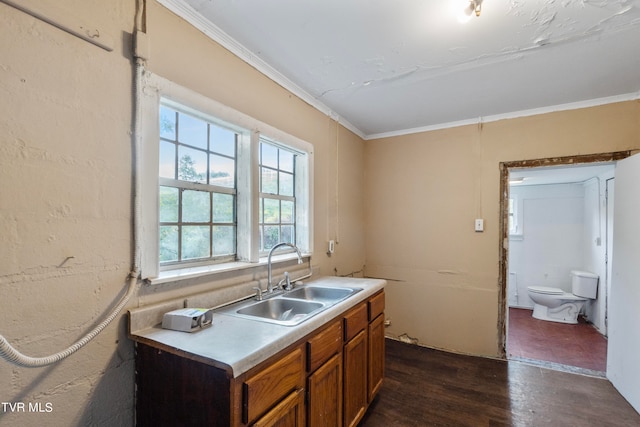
458,0,483,23
468,0,483,17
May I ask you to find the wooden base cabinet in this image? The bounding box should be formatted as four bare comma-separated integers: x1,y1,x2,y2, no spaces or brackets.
343,329,368,427
368,292,386,401
307,352,342,426
134,290,385,427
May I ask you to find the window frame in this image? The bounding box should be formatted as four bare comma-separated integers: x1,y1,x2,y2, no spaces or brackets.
158,102,239,267
139,72,313,283
508,194,524,239
258,137,300,255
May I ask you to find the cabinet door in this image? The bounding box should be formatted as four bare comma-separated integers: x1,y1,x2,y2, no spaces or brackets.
243,347,304,424
252,388,305,427
368,314,385,401
343,329,368,427
307,352,342,427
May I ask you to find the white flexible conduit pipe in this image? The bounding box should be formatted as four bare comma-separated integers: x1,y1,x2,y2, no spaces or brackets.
0,1,145,367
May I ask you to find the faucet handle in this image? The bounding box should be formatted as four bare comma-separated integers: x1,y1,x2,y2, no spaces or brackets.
281,272,293,291
253,287,264,301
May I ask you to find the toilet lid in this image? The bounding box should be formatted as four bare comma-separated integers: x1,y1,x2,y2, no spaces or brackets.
528,286,564,295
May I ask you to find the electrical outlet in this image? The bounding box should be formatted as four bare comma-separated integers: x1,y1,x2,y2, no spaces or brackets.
475,219,484,232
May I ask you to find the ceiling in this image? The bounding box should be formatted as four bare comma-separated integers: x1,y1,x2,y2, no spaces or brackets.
164,0,640,139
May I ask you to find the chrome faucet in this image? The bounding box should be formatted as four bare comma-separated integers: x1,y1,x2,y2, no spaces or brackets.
267,242,303,293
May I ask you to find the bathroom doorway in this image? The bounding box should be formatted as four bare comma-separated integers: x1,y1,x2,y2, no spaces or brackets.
498,152,629,373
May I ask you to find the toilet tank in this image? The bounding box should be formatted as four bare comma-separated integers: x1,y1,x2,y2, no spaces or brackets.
571,270,599,299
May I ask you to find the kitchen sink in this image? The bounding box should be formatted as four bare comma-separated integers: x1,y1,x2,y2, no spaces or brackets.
217,284,363,326
232,298,325,326
284,286,361,303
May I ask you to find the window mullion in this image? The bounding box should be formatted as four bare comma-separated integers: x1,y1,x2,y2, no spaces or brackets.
236,130,259,262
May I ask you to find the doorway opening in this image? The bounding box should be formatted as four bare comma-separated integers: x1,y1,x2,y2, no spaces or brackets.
498,151,630,374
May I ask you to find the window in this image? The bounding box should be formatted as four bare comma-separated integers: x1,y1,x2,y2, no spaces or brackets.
508,197,516,235
259,139,297,252
139,73,313,283
158,105,237,266
508,195,523,238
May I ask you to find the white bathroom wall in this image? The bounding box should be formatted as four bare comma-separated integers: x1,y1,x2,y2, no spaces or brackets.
508,184,585,308
582,171,615,333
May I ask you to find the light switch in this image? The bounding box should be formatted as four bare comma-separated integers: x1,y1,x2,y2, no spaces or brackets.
475,219,484,232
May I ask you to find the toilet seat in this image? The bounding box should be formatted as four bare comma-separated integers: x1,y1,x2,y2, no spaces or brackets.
528,286,564,295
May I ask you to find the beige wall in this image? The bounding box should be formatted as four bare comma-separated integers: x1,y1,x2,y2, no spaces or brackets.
0,1,364,425
2,0,638,425
1,1,136,425
364,101,640,357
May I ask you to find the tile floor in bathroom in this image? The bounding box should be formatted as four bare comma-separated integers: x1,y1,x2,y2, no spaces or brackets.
507,307,607,374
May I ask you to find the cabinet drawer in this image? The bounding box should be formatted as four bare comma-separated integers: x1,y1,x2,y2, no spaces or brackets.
344,302,368,342
307,319,342,373
243,347,304,424
368,291,385,321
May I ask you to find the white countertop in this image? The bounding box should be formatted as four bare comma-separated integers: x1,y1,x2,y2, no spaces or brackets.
129,276,386,377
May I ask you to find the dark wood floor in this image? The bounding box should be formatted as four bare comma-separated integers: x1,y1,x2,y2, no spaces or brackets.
360,339,640,427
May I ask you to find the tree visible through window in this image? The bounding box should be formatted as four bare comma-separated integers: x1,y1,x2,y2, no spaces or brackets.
158,105,237,265
259,139,296,252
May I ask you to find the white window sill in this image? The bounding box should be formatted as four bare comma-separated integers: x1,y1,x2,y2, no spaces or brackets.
147,253,311,286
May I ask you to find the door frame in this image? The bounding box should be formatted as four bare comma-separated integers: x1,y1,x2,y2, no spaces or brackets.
497,151,631,358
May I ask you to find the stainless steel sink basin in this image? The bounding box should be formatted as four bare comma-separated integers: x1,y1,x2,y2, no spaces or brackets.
217,284,363,326
233,298,325,326
284,286,361,303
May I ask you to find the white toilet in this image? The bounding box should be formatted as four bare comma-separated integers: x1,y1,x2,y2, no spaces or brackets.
527,270,599,324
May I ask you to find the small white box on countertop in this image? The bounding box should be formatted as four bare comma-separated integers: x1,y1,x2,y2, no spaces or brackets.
162,308,213,332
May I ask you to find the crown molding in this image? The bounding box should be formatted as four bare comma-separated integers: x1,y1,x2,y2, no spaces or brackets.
365,91,640,140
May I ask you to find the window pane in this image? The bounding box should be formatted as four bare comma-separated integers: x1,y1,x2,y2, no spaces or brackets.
213,226,235,256
160,106,176,140
261,167,278,194
280,150,294,173
182,190,210,223
159,226,178,262
281,225,294,244
281,200,294,223
263,225,280,250
279,171,294,196
182,226,210,260
159,186,179,222
178,112,207,150
210,154,235,188
159,140,176,179
261,143,278,168
178,146,207,183
210,125,236,157
213,193,234,223
263,198,280,223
